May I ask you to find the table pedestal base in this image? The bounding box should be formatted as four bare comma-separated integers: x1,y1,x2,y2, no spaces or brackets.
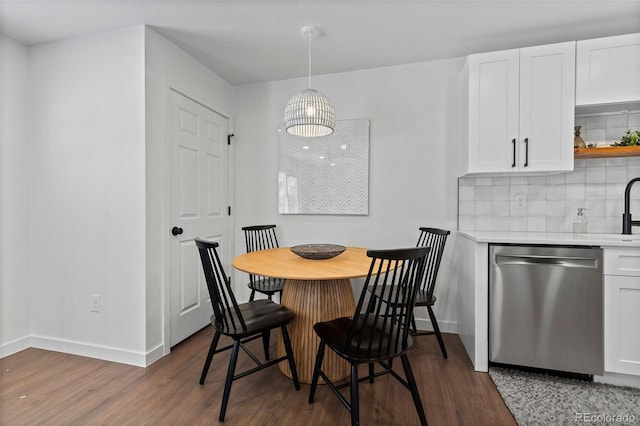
277,278,356,384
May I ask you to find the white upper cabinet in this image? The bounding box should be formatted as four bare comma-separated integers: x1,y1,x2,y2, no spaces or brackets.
576,33,640,106
460,42,575,175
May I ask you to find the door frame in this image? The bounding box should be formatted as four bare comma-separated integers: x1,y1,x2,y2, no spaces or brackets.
161,82,235,356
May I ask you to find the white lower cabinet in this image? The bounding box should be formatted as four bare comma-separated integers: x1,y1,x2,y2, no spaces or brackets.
604,248,640,376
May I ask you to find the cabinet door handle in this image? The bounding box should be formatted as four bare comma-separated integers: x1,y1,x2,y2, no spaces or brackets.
511,139,516,168
524,137,529,167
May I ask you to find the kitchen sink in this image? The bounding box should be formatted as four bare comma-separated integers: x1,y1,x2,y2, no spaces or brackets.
577,233,640,242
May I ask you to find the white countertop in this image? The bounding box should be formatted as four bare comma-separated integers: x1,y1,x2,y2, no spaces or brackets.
458,230,640,248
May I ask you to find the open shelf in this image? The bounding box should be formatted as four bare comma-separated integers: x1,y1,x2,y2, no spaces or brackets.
574,146,640,159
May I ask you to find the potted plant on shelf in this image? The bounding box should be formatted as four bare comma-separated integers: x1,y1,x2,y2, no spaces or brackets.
611,129,640,146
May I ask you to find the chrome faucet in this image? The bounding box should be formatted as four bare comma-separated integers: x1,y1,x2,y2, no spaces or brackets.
622,177,640,234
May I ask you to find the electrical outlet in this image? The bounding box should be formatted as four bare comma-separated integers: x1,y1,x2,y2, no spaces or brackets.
91,294,101,313
514,194,527,213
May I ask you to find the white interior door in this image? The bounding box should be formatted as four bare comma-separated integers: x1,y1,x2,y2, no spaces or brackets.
169,89,229,347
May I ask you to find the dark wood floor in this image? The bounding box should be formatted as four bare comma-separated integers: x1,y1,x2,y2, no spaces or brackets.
1,327,515,425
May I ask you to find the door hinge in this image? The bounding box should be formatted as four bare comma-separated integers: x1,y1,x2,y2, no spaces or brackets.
227,133,235,145
228,206,231,216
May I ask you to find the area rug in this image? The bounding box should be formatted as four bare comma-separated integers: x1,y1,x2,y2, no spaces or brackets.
489,367,640,425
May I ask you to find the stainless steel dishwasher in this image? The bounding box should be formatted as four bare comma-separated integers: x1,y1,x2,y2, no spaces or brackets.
489,244,604,376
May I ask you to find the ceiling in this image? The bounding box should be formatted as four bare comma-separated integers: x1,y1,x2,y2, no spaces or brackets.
2,1,639,86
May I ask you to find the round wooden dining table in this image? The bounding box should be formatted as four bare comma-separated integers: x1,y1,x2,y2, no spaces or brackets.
232,246,373,384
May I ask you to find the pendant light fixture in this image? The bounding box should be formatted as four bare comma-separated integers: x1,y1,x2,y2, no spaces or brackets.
284,26,336,138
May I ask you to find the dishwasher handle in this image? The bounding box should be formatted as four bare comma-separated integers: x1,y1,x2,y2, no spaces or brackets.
495,254,599,269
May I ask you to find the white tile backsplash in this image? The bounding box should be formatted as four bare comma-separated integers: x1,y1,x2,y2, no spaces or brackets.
586,116,606,129
509,176,528,185
459,200,475,215
586,184,606,200
546,185,566,200
491,185,510,200
546,217,565,233
528,217,545,232
565,184,586,200
476,201,492,215
586,166,606,183
476,186,492,201
546,173,566,185
492,177,509,185
509,216,527,231
492,201,510,216
458,157,640,233
606,166,628,183
459,185,475,201
586,199,606,216
580,110,639,146
528,185,546,201
565,168,586,184
546,200,565,216
585,128,606,145
607,127,627,142
528,200,547,216
606,114,628,128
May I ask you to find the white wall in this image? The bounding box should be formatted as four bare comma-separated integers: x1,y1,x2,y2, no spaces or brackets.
145,27,233,359
28,27,148,365
1,35,31,356
233,58,463,331
1,26,234,366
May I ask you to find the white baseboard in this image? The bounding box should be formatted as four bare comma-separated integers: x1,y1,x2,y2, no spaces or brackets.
145,343,165,366
2,335,166,367
414,317,458,334
0,335,32,358
595,372,640,389
30,335,151,367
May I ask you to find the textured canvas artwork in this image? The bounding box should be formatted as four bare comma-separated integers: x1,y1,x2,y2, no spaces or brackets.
279,119,370,215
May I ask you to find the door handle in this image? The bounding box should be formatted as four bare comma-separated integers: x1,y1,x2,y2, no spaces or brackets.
511,138,516,168
524,137,529,167
171,226,184,236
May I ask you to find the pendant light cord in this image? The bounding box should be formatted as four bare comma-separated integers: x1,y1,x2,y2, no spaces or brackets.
307,30,312,89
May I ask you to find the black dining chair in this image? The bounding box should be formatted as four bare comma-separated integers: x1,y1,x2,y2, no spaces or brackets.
412,227,450,358
308,246,431,426
242,225,285,302
195,238,300,422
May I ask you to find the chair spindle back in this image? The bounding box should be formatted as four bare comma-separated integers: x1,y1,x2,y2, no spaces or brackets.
242,225,280,282
195,238,247,333
416,227,450,301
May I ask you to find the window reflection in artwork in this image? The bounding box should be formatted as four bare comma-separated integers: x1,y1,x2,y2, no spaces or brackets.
278,119,369,215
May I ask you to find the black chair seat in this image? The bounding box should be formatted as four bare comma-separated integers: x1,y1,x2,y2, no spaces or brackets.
313,316,414,362
246,276,285,296
415,291,436,306
214,299,294,338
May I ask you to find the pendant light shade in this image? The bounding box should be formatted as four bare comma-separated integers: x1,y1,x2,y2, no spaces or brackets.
284,26,336,138
284,88,336,137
